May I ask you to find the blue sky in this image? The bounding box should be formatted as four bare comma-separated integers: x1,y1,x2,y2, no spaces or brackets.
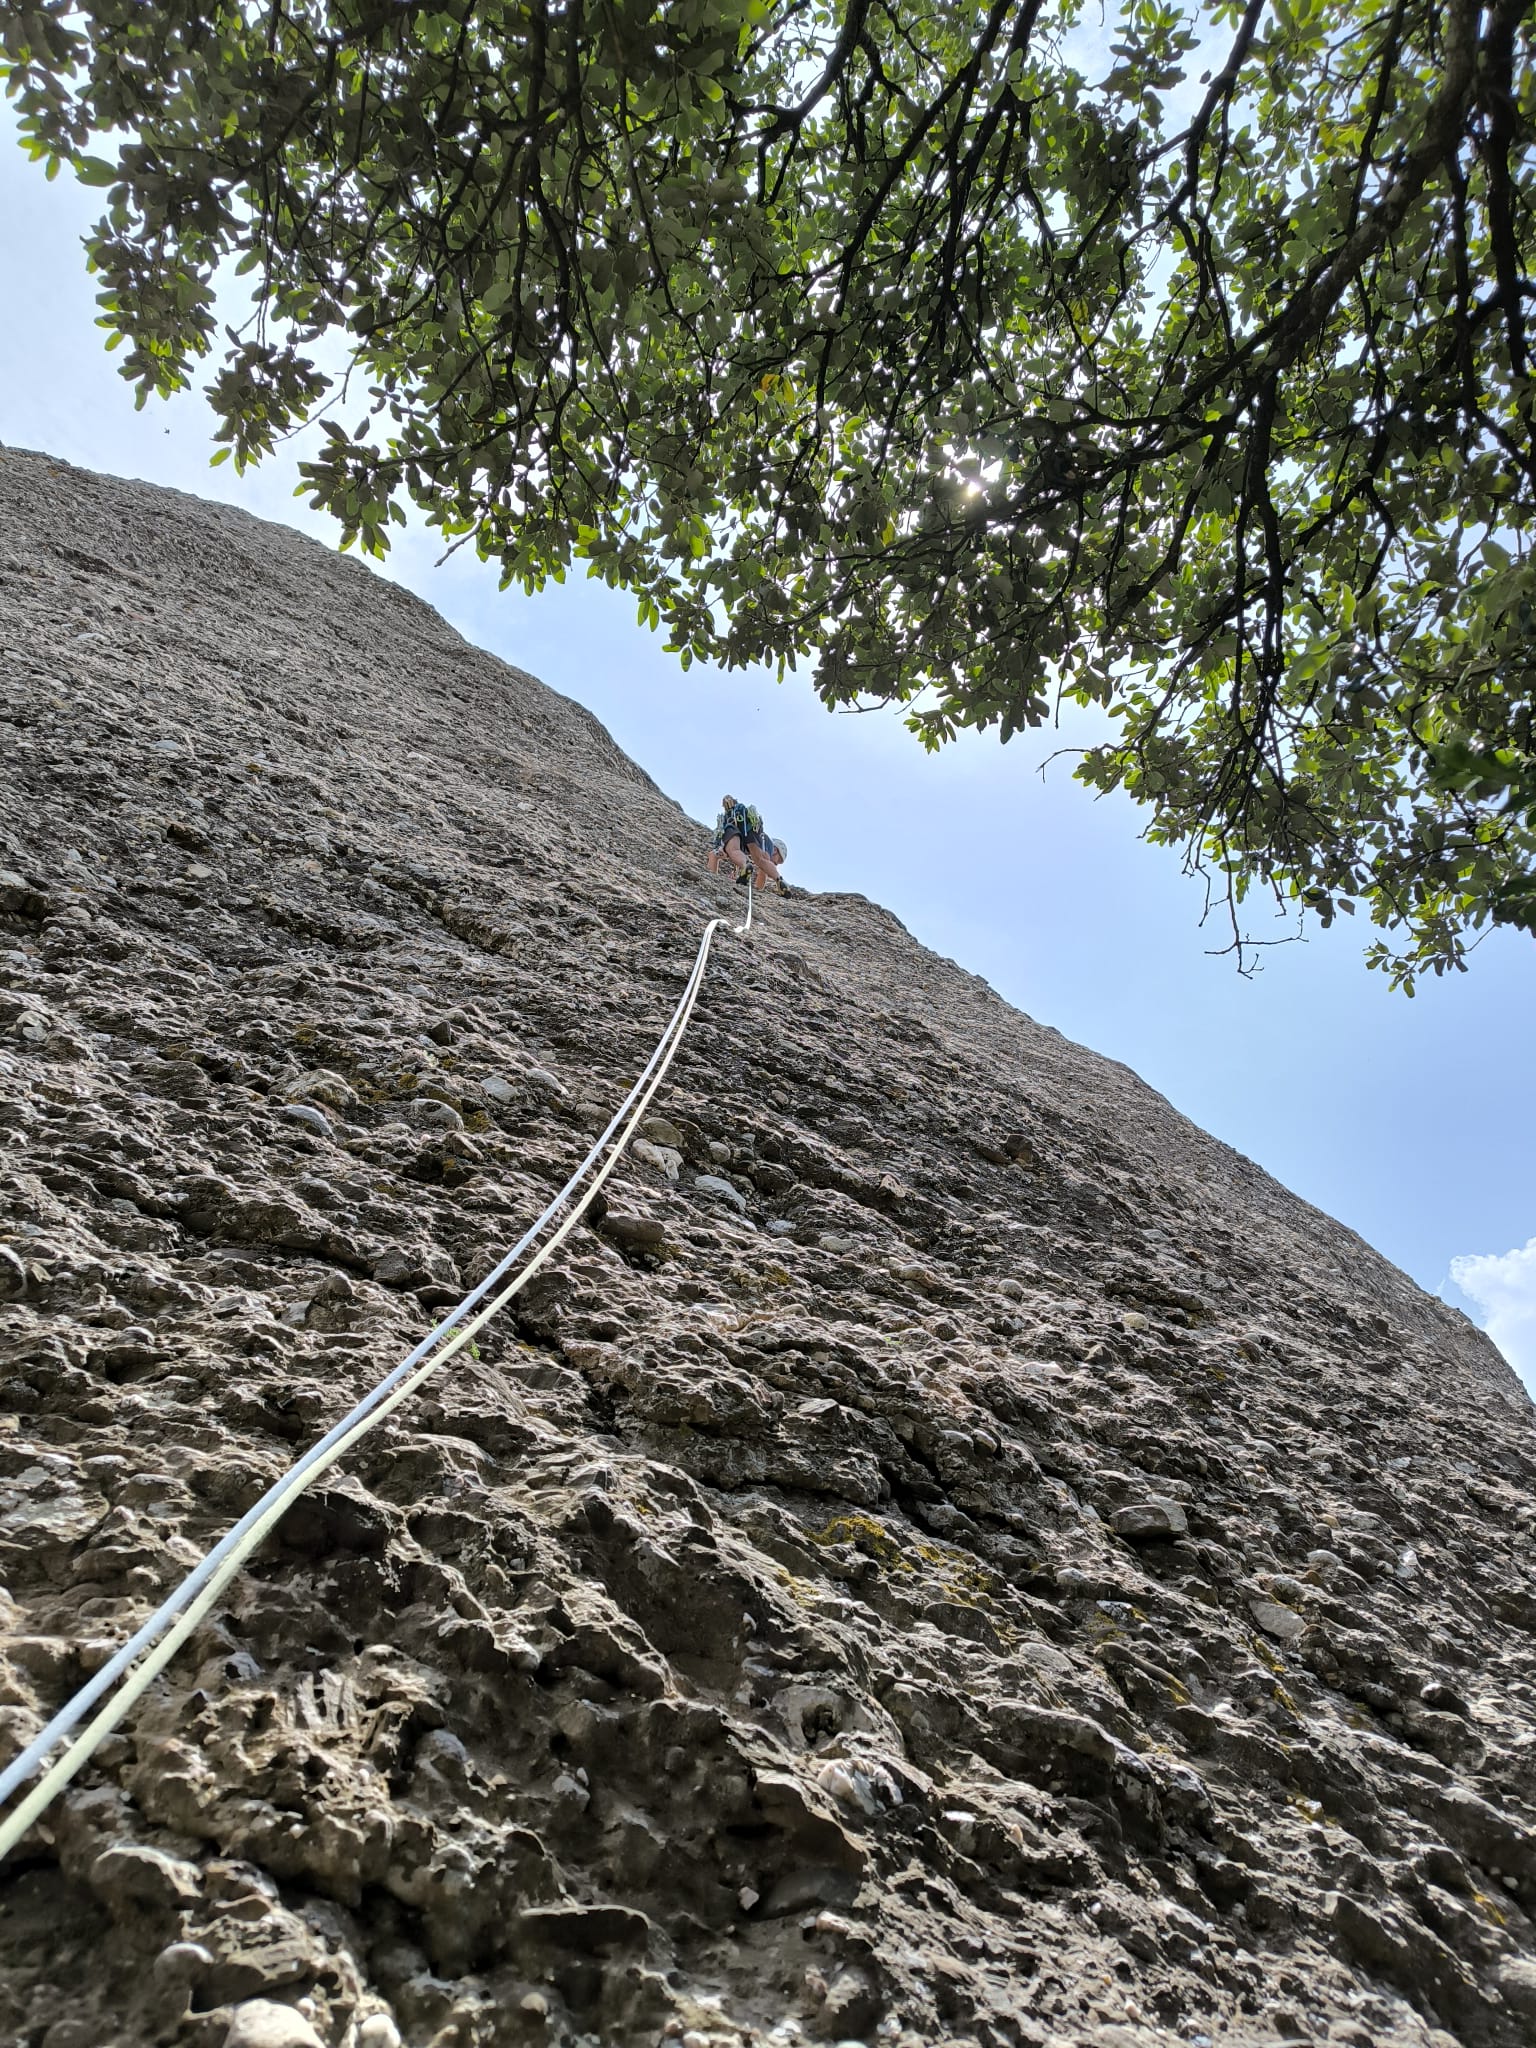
4,125,1533,1389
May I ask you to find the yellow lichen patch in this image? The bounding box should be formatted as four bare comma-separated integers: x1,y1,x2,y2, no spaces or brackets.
724,1264,796,1298
809,1514,1001,1609
813,1512,917,1574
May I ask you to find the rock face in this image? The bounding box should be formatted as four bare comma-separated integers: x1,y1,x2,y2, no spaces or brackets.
0,443,1533,2048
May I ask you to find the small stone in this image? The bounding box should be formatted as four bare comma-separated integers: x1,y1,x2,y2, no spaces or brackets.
1498,1957,1536,2017
407,1098,463,1131
278,1104,331,1137
632,1138,683,1182
222,2001,324,2048
372,1247,428,1288
695,1172,747,1212
519,1993,550,2020
281,1068,357,1111
42,2023,97,2048
1248,1599,1305,1644
357,2019,402,2048
707,1139,732,1163
89,1841,202,1916
1121,1311,1150,1331
525,1066,568,1097
0,869,49,918
638,1116,685,1148
152,1941,215,1987
739,1886,761,1911
1265,1573,1309,1605
1110,1500,1189,1542
482,1074,519,1105
767,1219,796,1236
603,1212,667,1251
821,1964,883,2038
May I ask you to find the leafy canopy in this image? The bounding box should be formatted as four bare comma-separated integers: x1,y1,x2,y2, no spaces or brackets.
5,0,1534,983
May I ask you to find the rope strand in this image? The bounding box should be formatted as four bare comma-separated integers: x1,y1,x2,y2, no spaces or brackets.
0,877,753,1860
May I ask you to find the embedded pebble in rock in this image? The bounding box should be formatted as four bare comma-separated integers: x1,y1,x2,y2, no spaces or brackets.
221,2002,325,2048
1110,1499,1189,1542
1,449,1534,2048
602,1213,668,1252
631,1138,682,1183
1248,1598,1308,1644
276,1103,330,1137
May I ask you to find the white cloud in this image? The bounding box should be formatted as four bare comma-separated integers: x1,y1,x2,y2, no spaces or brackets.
1449,1238,1536,1392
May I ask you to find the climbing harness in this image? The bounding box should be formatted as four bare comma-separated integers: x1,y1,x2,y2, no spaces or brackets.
0,879,756,1861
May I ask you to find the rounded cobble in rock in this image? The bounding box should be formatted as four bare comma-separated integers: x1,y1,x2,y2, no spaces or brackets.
632,1138,682,1182
222,2002,325,2048
1247,1599,1306,1643
1111,1500,1189,1543
602,1212,667,1252
694,1172,747,1212
278,1104,331,1137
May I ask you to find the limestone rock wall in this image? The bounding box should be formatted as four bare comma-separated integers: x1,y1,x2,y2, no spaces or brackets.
0,446,1533,2048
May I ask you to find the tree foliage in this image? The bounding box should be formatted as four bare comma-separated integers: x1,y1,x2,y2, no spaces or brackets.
5,0,1534,982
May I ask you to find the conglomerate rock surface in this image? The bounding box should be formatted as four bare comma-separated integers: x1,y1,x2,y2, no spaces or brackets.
1,445,1534,2048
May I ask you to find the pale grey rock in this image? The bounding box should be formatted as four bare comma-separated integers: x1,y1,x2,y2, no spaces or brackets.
603,1212,667,1251
280,1067,357,1110
694,1171,747,1212
1497,1957,1536,2017
222,2003,324,2048
1248,1599,1306,1643
631,1137,682,1181
1110,1499,1188,1542
277,1103,331,1137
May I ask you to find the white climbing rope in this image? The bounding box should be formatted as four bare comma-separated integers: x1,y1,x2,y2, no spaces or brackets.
0,876,754,1860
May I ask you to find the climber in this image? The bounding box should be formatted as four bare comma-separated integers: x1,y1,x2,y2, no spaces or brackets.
708,793,757,882
708,796,793,896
